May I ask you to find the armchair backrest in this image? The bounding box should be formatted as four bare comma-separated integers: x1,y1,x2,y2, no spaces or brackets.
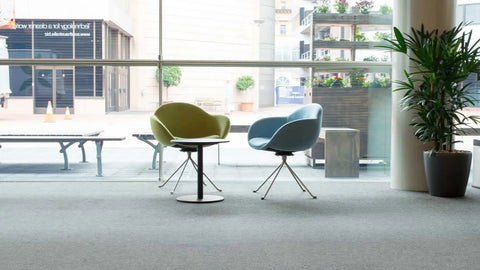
267,104,323,152
150,102,230,146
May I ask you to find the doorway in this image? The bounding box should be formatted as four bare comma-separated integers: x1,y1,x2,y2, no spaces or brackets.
34,67,74,114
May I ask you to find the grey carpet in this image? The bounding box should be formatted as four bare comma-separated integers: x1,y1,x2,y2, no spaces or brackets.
1,181,480,270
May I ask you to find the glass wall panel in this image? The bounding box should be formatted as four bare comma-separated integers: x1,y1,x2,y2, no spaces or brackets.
95,66,104,97
74,20,95,59
33,20,73,59
75,67,94,96
465,4,480,24
8,66,33,96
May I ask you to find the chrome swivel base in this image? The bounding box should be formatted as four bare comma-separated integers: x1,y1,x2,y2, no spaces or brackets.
158,151,222,194
253,155,317,200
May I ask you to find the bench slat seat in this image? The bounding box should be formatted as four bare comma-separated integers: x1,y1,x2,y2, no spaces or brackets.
0,135,125,176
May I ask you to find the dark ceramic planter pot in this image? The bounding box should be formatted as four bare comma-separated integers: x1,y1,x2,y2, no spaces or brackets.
423,150,472,197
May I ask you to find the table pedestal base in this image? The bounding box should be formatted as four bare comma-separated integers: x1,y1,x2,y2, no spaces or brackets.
176,195,224,203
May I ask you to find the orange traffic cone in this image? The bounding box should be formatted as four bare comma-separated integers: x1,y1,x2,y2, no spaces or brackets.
45,101,55,122
64,106,72,120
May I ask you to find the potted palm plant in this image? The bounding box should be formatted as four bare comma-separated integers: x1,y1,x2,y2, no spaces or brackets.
381,24,480,197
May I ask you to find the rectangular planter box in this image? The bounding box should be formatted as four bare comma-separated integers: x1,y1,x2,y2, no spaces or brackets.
312,87,368,158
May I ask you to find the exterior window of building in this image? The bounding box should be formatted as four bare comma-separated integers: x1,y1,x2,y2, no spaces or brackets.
465,4,480,24
75,67,94,96
280,24,286,35
0,19,33,96
33,20,73,59
74,20,95,59
0,18,129,108
457,4,480,24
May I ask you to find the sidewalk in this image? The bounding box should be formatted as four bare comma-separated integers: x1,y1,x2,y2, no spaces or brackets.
0,105,390,182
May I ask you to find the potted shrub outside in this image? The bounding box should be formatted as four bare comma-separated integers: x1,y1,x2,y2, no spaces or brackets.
236,75,255,111
156,66,182,103
381,24,480,197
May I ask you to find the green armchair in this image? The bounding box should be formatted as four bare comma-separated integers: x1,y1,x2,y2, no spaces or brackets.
150,102,230,193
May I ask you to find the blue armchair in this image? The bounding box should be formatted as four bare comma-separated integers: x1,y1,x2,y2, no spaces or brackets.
248,104,323,199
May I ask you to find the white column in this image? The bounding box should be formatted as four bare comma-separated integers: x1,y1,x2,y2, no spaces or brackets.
391,0,456,191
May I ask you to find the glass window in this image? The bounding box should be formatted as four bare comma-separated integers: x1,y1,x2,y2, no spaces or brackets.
0,19,33,96
465,4,480,24
0,19,32,57
95,21,103,59
9,66,33,96
75,67,94,96
33,20,73,59
74,20,95,59
456,5,465,24
95,66,103,97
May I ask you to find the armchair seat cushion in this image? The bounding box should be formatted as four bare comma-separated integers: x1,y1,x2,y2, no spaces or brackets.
248,137,272,150
150,102,230,148
247,104,323,153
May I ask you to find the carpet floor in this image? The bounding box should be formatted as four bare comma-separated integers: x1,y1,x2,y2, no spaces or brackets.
1,181,480,270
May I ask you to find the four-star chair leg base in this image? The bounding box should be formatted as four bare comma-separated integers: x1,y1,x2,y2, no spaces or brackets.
158,151,221,194
253,155,316,200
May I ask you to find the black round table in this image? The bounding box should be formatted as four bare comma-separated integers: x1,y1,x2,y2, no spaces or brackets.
170,138,229,203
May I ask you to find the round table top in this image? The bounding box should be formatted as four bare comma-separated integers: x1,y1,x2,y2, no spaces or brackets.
170,138,229,146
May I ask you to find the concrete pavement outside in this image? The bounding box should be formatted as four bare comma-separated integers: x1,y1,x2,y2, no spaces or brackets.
0,105,390,184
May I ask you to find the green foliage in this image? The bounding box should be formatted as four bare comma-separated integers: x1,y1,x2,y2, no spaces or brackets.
355,1,374,14
325,36,337,41
379,4,392,15
349,70,366,87
156,66,182,101
363,55,379,62
356,29,368,42
374,32,392,41
365,77,391,88
334,0,348,13
315,1,330,14
315,0,331,13
236,76,255,91
156,66,182,89
380,23,480,152
323,76,346,87
319,56,331,61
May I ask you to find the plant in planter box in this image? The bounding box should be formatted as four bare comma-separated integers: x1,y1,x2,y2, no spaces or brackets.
379,4,392,15
355,0,374,14
349,70,366,88
323,76,345,87
315,0,330,13
381,23,480,197
334,0,348,13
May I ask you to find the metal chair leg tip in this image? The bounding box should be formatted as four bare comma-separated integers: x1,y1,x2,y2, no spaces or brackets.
253,190,257,193
170,192,174,195
312,196,317,199
261,197,265,200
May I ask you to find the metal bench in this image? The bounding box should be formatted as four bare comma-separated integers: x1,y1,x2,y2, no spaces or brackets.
0,135,125,176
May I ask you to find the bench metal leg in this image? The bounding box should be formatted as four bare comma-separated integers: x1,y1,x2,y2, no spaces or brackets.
58,142,70,170
78,141,87,163
95,141,104,177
